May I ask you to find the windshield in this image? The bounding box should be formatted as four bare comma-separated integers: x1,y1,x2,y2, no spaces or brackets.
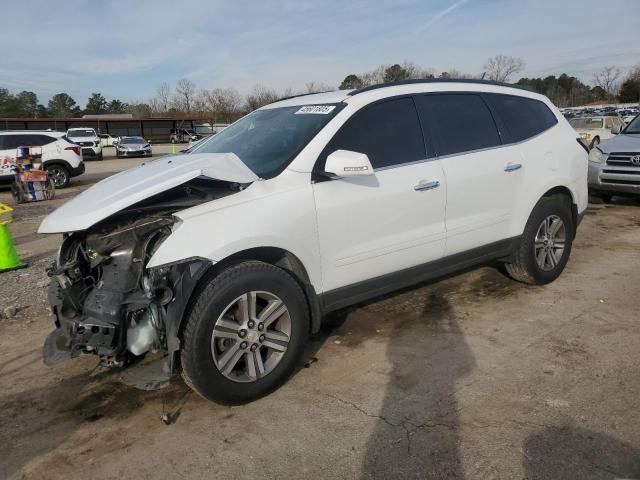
191,104,342,178
69,129,96,137
623,115,640,134
120,137,145,144
570,118,604,129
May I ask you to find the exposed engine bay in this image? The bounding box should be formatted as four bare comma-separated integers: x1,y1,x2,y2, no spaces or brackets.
43,177,243,369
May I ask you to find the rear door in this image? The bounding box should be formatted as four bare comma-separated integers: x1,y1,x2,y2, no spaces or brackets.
416,93,520,255
312,96,447,293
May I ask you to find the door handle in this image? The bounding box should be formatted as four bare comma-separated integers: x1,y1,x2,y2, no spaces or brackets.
504,163,522,172
414,180,440,191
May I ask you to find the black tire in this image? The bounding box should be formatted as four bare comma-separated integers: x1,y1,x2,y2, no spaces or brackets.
97,151,103,161
505,194,574,285
46,164,70,188
599,193,613,203
181,261,310,404
11,181,24,204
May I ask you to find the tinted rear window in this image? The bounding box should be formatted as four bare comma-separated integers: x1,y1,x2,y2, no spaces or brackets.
417,94,501,157
486,94,557,142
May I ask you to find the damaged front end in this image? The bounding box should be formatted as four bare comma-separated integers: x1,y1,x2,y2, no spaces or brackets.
43,177,240,370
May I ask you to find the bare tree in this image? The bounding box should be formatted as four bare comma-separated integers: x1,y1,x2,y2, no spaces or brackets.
155,82,171,113
483,55,525,82
175,78,197,112
245,85,279,111
205,88,244,123
593,66,622,99
360,65,386,86
305,81,333,93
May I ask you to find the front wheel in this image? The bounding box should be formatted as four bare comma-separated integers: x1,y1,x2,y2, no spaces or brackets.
181,261,310,404
46,165,70,188
505,195,574,285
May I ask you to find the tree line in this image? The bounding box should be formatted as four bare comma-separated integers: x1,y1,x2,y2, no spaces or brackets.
1,55,639,121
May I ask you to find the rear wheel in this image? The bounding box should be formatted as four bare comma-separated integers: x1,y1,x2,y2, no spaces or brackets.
505,195,574,285
181,261,310,404
46,165,70,188
11,181,24,204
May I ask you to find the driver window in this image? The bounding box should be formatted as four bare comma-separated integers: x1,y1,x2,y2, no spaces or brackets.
318,97,426,171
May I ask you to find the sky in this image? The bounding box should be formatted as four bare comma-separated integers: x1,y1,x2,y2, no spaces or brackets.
1,0,639,105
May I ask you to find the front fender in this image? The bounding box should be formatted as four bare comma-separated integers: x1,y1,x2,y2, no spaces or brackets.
147,180,323,290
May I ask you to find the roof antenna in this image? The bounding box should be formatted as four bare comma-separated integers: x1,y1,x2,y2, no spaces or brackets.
481,72,487,80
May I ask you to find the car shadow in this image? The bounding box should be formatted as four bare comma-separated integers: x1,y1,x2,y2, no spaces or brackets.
522,425,640,479
358,288,476,479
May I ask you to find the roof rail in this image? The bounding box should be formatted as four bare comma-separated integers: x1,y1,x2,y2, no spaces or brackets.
268,90,335,104
347,78,528,96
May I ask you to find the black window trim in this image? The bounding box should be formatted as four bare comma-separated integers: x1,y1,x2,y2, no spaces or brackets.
312,90,560,181
416,91,505,159
312,93,433,182
482,92,559,147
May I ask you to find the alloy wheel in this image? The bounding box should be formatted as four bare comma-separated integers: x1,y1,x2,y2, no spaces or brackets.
534,214,566,271
211,291,291,383
48,167,68,187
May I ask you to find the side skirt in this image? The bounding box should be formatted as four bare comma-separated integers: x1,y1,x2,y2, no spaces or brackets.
318,237,519,314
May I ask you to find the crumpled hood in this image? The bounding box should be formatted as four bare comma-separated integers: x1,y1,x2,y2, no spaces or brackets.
38,153,258,233
599,134,640,153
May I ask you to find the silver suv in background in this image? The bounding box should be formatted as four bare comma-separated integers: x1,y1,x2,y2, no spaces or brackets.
588,114,640,202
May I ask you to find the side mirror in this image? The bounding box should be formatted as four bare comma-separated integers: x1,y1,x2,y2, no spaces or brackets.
325,150,374,177
611,126,621,135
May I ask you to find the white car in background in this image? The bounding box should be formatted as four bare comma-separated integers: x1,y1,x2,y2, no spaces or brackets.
570,116,625,149
0,130,84,187
66,127,103,160
99,133,118,148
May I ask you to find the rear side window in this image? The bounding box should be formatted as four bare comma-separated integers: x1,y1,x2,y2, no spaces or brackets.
416,94,501,157
35,135,57,146
486,94,557,142
321,97,426,170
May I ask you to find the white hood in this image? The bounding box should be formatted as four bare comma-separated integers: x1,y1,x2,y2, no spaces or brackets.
38,153,258,233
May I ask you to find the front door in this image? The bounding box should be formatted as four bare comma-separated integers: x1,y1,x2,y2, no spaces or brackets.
312,96,447,293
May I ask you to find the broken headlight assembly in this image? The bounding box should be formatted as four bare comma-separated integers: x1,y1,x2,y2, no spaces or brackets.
44,215,177,367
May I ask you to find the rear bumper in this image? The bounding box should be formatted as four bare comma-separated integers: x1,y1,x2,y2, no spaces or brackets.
69,162,85,177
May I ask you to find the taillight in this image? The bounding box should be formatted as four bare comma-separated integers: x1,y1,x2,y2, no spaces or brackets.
65,146,81,156
576,138,590,153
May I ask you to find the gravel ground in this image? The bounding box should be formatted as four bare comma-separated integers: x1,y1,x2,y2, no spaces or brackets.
1,158,639,479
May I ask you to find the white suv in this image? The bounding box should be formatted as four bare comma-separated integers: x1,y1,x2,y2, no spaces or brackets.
66,127,103,160
39,81,587,404
0,131,85,187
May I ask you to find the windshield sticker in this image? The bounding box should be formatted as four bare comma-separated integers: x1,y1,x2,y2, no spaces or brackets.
295,105,336,115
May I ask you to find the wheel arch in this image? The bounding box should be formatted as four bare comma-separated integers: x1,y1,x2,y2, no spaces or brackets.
43,158,72,170
540,185,578,236
176,247,322,346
